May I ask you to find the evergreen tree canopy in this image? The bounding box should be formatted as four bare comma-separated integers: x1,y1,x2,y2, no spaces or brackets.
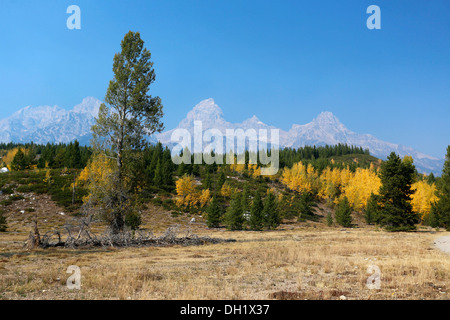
263,191,280,230
206,196,222,228
431,146,450,230
335,196,352,228
377,152,418,231
249,192,264,231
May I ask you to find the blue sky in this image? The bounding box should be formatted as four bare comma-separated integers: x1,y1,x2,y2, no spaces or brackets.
0,0,449,158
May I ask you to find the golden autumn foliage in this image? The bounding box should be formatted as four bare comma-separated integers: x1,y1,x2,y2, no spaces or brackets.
411,181,439,219
2,148,19,170
281,162,319,194
248,164,261,179
229,162,245,174
76,153,116,203
175,174,211,208
339,168,381,211
220,182,233,198
199,189,212,208
43,169,52,185
282,161,382,211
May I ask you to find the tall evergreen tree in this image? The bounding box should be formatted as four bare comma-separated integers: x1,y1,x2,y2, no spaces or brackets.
217,170,226,189
206,196,222,228
72,140,82,168
162,160,174,186
224,192,244,230
153,159,163,186
177,162,186,177
249,192,264,231
335,196,352,228
263,192,280,230
192,163,200,177
377,152,418,231
11,148,27,171
298,192,315,219
203,173,212,190
89,31,164,234
241,183,251,216
64,142,75,168
364,193,379,225
326,211,333,227
92,31,164,181
430,146,450,230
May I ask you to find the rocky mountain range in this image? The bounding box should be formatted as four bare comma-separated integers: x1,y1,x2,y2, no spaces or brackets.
0,97,444,174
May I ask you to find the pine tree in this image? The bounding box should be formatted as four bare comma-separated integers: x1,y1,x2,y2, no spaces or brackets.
192,163,200,177
153,159,163,186
162,160,174,186
377,153,418,231
364,193,379,225
206,196,222,228
326,211,333,227
335,196,352,228
217,170,226,189
241,184,251,216
11,148,27,171
298,192,315,218
72,140,82,168
224,192,244,230
177,162,186,177
427,205,440,229
431,146,450,230
249,192,264,231
263,192,280,230
89,31,163,234
203,173,212,190
0,209,7,232
427,172,436,185
64,142,75,168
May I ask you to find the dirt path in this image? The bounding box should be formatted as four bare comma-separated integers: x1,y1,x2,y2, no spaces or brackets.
434,236,450,254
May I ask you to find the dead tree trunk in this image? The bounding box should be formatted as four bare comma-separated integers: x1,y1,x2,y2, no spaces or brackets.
25,216,41,249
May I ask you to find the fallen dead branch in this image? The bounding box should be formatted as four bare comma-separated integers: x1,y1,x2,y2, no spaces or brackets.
28,220,236,249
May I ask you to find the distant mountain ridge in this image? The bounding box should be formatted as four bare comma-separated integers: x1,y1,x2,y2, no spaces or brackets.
0,97,101,146
0,97,444,174
155,98,444,174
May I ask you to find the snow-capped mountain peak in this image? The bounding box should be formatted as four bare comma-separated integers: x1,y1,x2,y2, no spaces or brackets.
72,96,102,117
0,97,102,146
178,98,229,129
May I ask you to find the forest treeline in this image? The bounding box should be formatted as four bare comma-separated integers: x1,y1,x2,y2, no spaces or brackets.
0,141,370,172
0,138,448,232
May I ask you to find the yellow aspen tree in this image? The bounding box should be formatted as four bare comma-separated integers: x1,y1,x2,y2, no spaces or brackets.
340,168,381,211
248,164,261,179
220,182,233,198
175,174,198,208
281,161,314,194
411,181,439,219
199,189,212,207
3,148,20,170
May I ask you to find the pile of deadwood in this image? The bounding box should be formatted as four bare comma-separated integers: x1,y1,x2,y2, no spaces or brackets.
24,216,235,249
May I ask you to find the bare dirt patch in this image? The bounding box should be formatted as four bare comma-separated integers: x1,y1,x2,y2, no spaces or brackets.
434,236,450,255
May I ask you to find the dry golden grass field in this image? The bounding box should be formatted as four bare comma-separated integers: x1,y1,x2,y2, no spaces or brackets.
0,196,449,300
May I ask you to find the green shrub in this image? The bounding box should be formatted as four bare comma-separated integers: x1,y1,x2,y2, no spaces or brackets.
0,199,12,206
0,209,7,232
9,194,24,201
16,185,34,193
1,185,15,195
